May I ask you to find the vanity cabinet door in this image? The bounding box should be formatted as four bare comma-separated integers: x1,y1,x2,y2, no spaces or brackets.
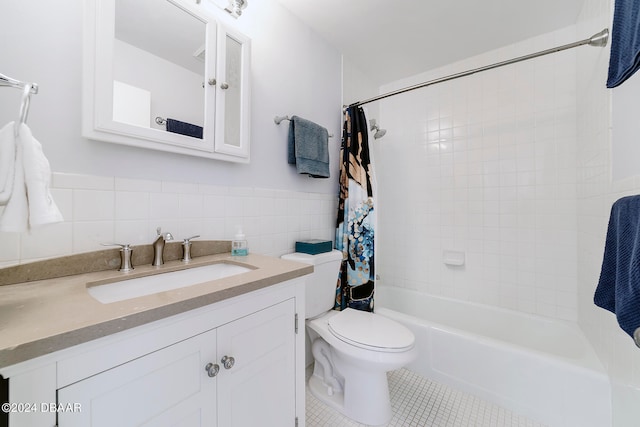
217,298,296,427
57,329,218,427
56,299,297,427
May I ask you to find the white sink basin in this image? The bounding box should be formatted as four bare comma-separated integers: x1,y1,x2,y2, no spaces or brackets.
88,263,252,304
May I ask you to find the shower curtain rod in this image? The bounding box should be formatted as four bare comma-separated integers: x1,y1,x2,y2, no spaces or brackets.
348,28,609,108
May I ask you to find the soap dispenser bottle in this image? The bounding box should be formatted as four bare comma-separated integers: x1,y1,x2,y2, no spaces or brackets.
232,228,248,256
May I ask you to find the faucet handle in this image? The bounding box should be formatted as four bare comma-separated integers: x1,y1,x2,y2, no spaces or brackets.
183,235,201,244
100,243,134,272
101,242,131,248
101,242,133,253
181,235,201,262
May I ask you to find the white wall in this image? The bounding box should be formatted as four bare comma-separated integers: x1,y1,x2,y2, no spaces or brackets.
611,72,640,181
373,27,579,321
576,0,640,425
342,58,380,121
0,0,342,265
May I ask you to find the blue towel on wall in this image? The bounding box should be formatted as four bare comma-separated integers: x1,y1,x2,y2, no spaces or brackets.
166,118,203,139
594,195,640,338
607,0,640,87
287,116,330,178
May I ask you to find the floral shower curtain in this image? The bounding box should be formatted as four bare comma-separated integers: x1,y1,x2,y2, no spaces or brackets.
335,106,375,312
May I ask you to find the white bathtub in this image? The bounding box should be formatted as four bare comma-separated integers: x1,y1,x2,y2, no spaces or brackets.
376,286,611,427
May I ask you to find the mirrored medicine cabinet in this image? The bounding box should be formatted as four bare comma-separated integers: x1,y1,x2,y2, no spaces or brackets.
83,0,251,162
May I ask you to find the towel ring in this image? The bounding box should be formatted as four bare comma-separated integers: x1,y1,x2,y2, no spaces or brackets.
15,83,32,137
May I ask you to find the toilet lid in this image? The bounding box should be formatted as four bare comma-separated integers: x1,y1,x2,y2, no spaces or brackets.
328,308,414,352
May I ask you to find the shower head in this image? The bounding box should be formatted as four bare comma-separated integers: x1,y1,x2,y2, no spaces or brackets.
369,119,386,139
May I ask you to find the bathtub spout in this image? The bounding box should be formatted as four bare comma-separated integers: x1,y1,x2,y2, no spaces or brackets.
311,338,343,394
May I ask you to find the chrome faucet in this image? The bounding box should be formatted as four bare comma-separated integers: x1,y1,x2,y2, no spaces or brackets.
152,227,174,266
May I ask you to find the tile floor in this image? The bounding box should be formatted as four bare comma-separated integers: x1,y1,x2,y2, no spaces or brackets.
306,368,547,427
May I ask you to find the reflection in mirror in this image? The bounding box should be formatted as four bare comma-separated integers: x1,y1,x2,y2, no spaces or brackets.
113,0,206,139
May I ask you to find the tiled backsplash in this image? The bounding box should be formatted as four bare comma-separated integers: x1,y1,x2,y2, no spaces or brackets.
0,172,337,267
374,26,579,321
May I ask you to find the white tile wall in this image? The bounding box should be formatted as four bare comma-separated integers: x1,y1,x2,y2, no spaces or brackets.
576,0,640,423
374,27,580,321
0,172,337,267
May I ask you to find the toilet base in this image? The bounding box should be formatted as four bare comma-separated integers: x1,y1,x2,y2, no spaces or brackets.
307,364,392,426
308,374,346,415
305,310,417,426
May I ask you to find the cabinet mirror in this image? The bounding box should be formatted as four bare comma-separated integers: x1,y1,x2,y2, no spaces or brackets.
83,0,251,162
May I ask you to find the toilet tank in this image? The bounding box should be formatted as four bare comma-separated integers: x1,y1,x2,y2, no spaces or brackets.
281,250,343,319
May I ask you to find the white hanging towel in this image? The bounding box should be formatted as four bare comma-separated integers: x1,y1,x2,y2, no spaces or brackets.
0,122,28,231
0,122,16,205
0,122,63,232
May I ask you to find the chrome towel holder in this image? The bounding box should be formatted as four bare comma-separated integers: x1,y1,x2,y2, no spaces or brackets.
0,73,39,95
274,115,334,138
0,72,39,136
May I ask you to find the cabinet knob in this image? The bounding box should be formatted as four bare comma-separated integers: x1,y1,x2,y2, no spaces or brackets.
208,78,216,86
221,355,235,369
220,82,229,90
205,362,220,377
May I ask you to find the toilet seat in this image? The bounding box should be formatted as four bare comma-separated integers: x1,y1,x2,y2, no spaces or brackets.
327,308,414,352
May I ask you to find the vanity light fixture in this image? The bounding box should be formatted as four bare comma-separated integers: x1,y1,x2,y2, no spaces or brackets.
225,0,247,18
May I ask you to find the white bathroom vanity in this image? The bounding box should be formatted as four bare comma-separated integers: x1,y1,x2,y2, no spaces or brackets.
0,251,310,427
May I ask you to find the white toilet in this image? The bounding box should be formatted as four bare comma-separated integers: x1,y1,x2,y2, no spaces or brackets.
282,250,417,426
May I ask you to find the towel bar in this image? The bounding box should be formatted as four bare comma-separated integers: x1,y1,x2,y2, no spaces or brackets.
0,72,38,94
274,115,334,138
273,115,289,125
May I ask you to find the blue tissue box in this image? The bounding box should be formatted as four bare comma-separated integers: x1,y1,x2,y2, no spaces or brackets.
295,240,332,255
